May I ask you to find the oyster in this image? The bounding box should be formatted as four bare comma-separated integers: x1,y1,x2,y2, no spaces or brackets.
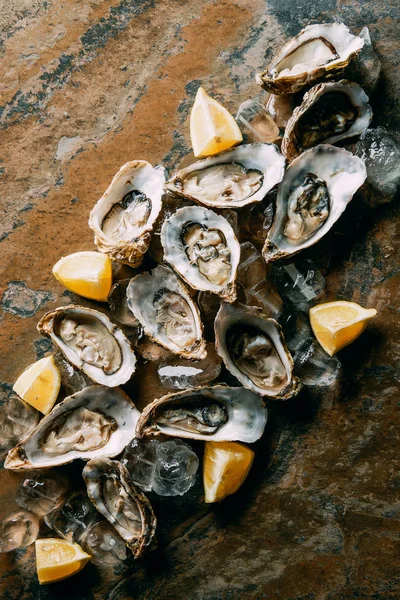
256,23,364,94
161,206,240,302
83,458,156,558
136,385,267,442
37,305,136,387
215,303,300,399
126,265,206,360
165,144,285,208
5,386,139,470
89,161,165,267
282,80,372,161
262,145,367,262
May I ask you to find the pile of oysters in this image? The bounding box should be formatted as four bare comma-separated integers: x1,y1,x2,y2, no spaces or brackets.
5,22,375,560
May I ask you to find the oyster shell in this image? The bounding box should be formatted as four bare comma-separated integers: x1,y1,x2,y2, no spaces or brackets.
37,305,136,387
89,161,165,267
165,144,285,208
136,385,267,442
126,264,206,360
262,145,367,262
5,386,139,470
215,303,300,399
83,458,156,558
282,80,372,161
256,23,364,94
161,206,240,302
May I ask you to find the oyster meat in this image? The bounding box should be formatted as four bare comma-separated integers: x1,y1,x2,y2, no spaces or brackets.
89,161,165,267
215,303,300,399
136,385,267,442
38,305,136,387
127,264,206,360
262,145,367,262
257,23,364,94
83,458,156,558
282,80,372,161
161,206,240,302
5,386,139,470
165,144,285,208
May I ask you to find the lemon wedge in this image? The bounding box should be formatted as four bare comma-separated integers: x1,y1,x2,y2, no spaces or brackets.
309,300,377,356
52,251,112,302
203,441,254,503
13,355,61,414
36,538,91,585
190,87,243,158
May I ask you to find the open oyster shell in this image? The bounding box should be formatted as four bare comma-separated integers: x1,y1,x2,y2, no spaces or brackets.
83,458,156,558
262,145,367,262
126,264,206,360
165,144,285,208
215,303,300,399
89,161,165,267
5,386,139,470
161,206,240,302
282,80,372,161
37,305,136,387
136,385,267,442
256,23,364,94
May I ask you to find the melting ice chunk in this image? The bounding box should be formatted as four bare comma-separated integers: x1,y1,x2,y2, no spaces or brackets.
0,510,39,553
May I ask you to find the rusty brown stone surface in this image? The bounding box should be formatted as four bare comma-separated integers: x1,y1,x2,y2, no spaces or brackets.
0,0,399,598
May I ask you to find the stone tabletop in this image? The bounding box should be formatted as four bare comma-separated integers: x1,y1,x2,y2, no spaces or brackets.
0,1,399,598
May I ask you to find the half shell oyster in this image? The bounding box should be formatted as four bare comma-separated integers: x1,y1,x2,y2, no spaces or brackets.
215,303,300,399
83,458,156,558
256,23,364,94
282,80,372,161
5,386,139,470
136,385,267,442
89,161,165,267
161,206,240,302
262,145,367,262
165,144,285,208
126,264,206,360
37,305,136,387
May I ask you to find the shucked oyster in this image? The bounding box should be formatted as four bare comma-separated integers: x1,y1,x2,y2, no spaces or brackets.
161,206,240,302
256,23,364,94
136,385,267,442
83,458,156,558
127,265,206,360
5,386,139,470
38,305,136,387
282,80,372,161
165,144,285,208
215,303,300,399
263,145,367,262
89,161,165,267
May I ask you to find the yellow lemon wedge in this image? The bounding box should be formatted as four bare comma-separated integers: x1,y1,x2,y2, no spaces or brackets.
36,538,91,585
190,87,243,158
52,251,112,302
309,300,377,356
13,355,61,414
203,441,254,503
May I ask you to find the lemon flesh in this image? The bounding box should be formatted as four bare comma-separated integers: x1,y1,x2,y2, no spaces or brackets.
190,87,243,158
203,441,254,503
309,300,377,356
36,538,91,585
13,355,61,415
52,251,112,302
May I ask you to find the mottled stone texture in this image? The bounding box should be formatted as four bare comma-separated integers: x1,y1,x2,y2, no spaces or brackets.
0,1,399,599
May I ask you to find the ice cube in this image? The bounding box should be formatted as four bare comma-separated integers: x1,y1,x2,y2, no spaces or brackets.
293,338,341,387
53,352,91,397
236,98,280,143
265,93,294,129
108,279,139,327
16,472,69,516
356,127,400,200
344,27,381,95
81,521,127,566
271,259,326,311
158,343,221,390
45,491,100,542
121,438,158,492
240,199,275,250
0,510,39,552
152,440,199,497
0,395,40,459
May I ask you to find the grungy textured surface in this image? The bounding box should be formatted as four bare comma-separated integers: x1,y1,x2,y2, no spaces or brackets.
0,1,399,599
